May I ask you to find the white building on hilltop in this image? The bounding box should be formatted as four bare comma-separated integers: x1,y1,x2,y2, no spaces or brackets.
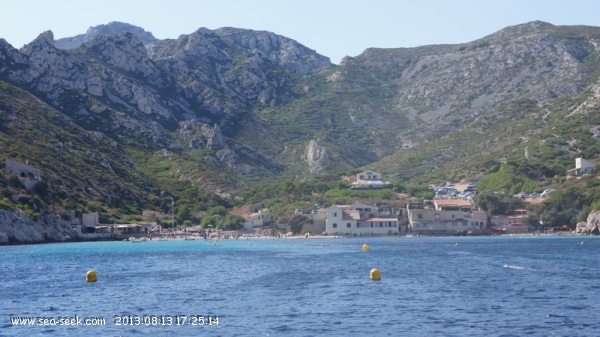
325,203,399,235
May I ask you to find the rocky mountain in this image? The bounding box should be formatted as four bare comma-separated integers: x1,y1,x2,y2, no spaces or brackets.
1,20,600,226
0,21,336,227
55,22,158,49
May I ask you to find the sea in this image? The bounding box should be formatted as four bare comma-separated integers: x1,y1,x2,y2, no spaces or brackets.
1,236,599,337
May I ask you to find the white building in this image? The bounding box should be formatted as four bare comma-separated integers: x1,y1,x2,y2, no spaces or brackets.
566,158,595,177
350,170,392,189
242,210,271,230
325,203,399,235
230,203,271,230
5,158,42,190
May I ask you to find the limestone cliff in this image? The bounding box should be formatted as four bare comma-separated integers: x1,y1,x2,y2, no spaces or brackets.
55,22,157,49
179,120,283,174
0,210,82,245
303,140,329,173
583,211,600,235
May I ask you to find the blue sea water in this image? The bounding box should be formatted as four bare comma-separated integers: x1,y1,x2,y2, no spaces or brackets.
1,236,599,337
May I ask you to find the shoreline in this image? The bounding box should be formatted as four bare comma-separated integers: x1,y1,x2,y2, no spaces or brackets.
1,231,596,246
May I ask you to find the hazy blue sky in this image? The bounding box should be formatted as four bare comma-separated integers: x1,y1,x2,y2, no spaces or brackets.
2,0,599,64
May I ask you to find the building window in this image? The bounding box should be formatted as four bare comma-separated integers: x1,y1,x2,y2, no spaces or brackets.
418,214,423,219
380,222,383,227
463,222,467,226
347,223,351,228
370,223,373,228
452,214,456,219
333,223,337,228
334,212,337,217
452,222,457,226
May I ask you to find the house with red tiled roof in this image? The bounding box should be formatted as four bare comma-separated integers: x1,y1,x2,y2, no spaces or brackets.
230,203,270,230
407,199,488,236
490,209,527,227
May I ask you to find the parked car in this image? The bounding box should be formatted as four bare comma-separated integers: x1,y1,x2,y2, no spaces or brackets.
541,189,555,197
528,192,541,198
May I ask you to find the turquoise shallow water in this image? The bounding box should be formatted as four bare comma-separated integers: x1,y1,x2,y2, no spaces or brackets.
1,236,599,336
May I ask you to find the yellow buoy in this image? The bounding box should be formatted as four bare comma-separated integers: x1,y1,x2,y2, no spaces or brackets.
370,268,381,281
362,244,369,252
86,270,97,282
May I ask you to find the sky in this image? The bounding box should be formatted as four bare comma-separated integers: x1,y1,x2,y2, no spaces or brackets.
2,0,600,64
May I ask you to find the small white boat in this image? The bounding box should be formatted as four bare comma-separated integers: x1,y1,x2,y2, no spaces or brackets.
129,237,147,243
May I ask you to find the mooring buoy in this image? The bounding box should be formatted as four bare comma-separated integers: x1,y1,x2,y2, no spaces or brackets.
370,268,381,281
86,270,97,282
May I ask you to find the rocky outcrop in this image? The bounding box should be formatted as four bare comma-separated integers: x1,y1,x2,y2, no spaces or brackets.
215,27,334,75
303,140,329,173
0,38,28,70
582,211,600,235
0,209,82,245
179,120,283,173
55,21,157,49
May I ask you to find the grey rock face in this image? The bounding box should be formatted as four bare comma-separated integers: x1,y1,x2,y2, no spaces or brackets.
303,140,329,173
215,27,334,75
0,210,82,244
585,211,600,235
55,21,157,49
179,120,282,173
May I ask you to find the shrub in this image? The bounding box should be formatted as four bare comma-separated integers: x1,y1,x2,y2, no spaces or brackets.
7,175,25,189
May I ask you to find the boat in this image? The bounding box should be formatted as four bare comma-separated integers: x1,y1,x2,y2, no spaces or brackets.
129,237,148,243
